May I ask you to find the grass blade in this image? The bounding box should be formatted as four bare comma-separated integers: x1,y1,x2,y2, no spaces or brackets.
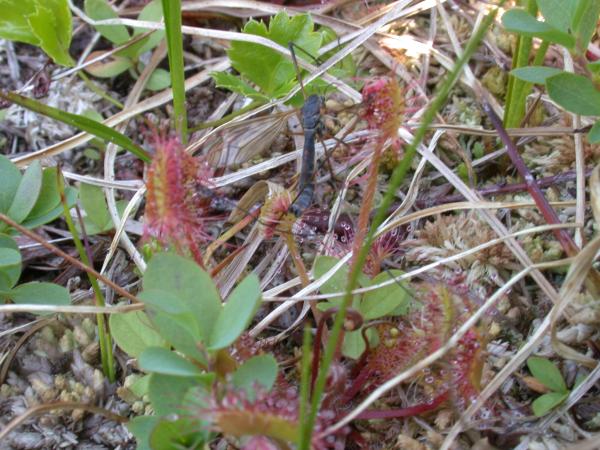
161,0,187,143
299,4,504,447
0,90,150,162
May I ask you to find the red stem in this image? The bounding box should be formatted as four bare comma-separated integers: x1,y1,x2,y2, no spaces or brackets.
355,391,449,420
416,168,591,208
483,102,579,256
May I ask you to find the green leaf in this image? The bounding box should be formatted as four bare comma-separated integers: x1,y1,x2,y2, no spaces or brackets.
510,66,563,84
9,282,71,310
84,0,130,45
208,273,261,350
139,347,203,377
232,354,278,395
27,167,61,219
361,270,410,320
109,311,166,358
571,0,600,52
547,72,600,116
146,68,171,91
21,186,77,229
7,161,43,224
502,9,576,48
227,11,322,99
148,373,210,415
126,0,164,56
527,357,568,392
0,154,23,214
588,60,600,74
140,290,207,363
0,234,19,252
588,121,600,143
84,52,134,78
150,418,206,450
130,374,151,397
313,256,350,307
140,288,194,316
0,1,38,44
211,71,269,101
0,247,21,290
537,0,576,33
161,0,187,142
28,0,74,67
532,391,569,416
342,329,367,360
0,90,151,162
319,25,358,90
79,183,110,229
143,253,221,343
127,416,161,450
0,0,74,66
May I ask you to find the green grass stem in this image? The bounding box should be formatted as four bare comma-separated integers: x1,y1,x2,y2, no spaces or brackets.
297,5,503,447
161,0,188,143
57,172,115,382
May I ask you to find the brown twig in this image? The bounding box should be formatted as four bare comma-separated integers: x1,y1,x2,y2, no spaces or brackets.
482,102,579,256
416,168,592,208
0,214,140,304
0,401,127,441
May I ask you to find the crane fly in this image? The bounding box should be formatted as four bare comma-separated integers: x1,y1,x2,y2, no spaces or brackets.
291,93,322,216
190,41,364,267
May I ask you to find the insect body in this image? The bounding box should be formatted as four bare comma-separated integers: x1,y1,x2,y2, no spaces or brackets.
291,94,322,216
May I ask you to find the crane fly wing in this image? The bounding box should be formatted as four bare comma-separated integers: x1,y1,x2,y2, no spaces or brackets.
205,111,293,168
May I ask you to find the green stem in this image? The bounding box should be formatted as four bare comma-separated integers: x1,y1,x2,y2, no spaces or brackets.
161,0,187,143
57,172,115,382
532,41,549,66
504,0,539,128
298,5,503,448
77,72,124,109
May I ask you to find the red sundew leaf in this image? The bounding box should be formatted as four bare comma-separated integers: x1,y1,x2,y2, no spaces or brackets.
197,381,351,449
361,76,405,138
144,133,214,265
358,280,487,411
363,282,448,383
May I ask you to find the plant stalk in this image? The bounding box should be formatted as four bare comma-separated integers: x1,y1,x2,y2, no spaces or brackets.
162,0,188,143
57,173,115,382
298,6,503,447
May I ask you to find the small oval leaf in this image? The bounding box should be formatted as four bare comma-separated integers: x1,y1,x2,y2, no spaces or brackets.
547,72,600,116
139,347,203,377
527,357,567,392
208,274,261,351
532,391,568,416
361,270,410,320
9,282,71,312
0,155,23,214
109,311,166,358
502,9,575,48
588,121,600,144
84,51,133,78
510,66,562,84
84,0,130,45
143,253,221,343
148,373,206,416
7,161,43,223
232,354,278,394
145,68,171,91
0,247,21,290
